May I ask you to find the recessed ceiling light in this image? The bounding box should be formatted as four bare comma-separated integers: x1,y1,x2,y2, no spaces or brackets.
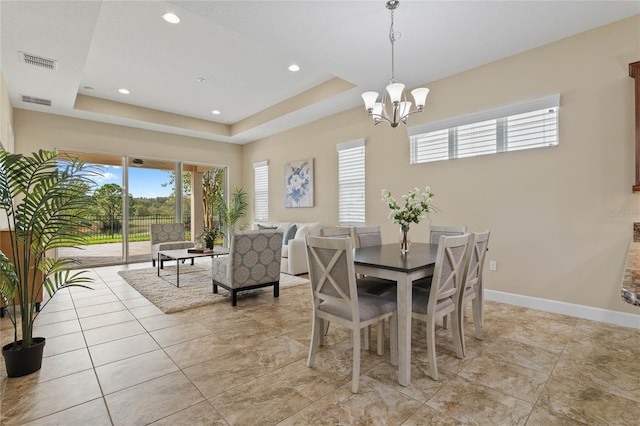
118,88,130,94
288,64,300,72
197,78,206,83
211,110,221,115
162,12,180,24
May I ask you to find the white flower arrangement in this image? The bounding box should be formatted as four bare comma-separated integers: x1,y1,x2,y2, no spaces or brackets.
381,187,435,232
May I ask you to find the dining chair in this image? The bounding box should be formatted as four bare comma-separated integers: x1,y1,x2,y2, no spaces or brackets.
457,230,490,357
415,224,468,291
317,227,391,352
429,225,468,245
354,226,383,248
305,235,398,393
381,233,470,380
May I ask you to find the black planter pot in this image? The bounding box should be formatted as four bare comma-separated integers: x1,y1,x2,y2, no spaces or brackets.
2,337,46,378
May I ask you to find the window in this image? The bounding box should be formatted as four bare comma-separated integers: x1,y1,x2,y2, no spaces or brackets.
409,94,560,164
253,160,268,222
337,139,365,226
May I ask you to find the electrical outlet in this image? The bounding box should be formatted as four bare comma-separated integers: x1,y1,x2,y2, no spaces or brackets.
489,260,497,271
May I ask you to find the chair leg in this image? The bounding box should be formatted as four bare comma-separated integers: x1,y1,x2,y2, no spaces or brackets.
152,259,156,267
231,290,238,306
363,326,371,351
472,296,483,339
442,314,449,329
426,317,438,381
352,326,361,393
319,319,325,347
376,320,384,356
274,283,279,299
307,316,320,367
390,313,398,367
213,283,218,294
458,299,467,358
451,308,464,360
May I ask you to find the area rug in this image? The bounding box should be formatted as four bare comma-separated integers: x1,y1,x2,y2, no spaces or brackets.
117,264,308,313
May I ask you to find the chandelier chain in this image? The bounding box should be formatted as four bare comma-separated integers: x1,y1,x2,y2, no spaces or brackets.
389,7,396,82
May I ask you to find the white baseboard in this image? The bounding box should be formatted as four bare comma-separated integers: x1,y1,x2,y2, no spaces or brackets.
485,290,640,330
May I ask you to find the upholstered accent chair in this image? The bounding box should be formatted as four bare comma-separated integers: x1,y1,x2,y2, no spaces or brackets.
150,223,195,267
212,229,283,306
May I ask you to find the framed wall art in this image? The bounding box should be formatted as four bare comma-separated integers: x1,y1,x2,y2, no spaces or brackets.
284,158,314,207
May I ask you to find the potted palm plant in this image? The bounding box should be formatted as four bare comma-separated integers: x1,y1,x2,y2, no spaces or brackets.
0,149,96,377
216,187,248,232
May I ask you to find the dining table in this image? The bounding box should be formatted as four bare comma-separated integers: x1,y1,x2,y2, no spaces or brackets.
353,242,439,387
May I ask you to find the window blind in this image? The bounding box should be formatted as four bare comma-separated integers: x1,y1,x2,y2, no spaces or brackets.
253,160,268,222
409,94,559,164
337,139,365,226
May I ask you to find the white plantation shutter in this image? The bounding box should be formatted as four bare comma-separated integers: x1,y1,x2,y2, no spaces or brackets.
253,160,268,222
337,139,365,226
409,94,559,164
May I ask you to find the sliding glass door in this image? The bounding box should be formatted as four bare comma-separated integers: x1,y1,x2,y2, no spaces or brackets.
56,150,225,268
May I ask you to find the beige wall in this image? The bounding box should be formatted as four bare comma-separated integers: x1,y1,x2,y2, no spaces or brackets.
0,72,13,152
242,15,640,316
12,110,244,201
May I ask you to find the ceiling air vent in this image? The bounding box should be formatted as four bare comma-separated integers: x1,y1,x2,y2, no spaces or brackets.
21,95,52,107
19,51,57,70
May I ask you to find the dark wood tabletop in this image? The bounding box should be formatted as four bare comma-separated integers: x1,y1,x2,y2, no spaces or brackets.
353,242,439,273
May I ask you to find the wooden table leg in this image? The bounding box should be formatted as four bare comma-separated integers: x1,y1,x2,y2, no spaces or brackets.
397,273,412,386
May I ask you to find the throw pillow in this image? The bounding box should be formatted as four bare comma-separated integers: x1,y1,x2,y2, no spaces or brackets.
257,224,277,230
283,224,298,245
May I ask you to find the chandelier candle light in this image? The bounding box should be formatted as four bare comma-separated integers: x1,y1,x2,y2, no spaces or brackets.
362,0,429,128
382,187,435,253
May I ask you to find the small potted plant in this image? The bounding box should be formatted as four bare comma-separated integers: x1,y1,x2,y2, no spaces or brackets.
0,150,96,377
201,227,223,250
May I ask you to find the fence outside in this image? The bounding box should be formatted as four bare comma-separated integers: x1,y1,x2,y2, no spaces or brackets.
80,214,192,242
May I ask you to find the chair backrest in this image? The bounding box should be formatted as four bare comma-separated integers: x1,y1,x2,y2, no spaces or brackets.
354,226,382,248
429,234,471,308
462,231,491,293
305,235,359,322
321,227,351,238
150,223,187,245
228,229,283,285
429,225,467,245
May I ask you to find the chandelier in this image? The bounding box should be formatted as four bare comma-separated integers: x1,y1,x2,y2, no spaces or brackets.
361,0,429,128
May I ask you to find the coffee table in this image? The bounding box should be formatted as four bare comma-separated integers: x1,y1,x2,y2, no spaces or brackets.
157,247,229,287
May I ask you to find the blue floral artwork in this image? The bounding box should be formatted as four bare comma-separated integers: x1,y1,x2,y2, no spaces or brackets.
284,159,314,207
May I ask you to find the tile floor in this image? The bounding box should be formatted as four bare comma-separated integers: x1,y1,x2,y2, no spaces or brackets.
1,261,640,425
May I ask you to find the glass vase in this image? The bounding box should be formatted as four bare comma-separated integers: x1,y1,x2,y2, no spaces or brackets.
399,228,411,254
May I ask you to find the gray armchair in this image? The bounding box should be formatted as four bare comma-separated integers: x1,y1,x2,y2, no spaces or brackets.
212,229,283,306
150,223,195,267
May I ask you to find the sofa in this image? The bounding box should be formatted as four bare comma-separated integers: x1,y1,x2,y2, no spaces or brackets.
254,221,323,275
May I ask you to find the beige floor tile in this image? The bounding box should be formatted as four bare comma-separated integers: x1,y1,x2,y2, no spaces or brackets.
72,294,122,309
33,319,82,339
96,349,179,394
136,312,195,332
33,309,78,326
458,356,549,403
75,301,127,318
42,332,87,357
536,375,640,424
425,376,533,424
183,349,272,398
246,335,308,370
105,371,204,425
278,376,423,426
79,309,136,331
1,370,102,424
163,334,244,369
88,332,161,367
120,296,154,309
402,404,468,425
83,320,147,346
149,321,213,347
150,400,227,426
23,397,111,426
35,348,93,383
481,336,560,374
128,303,164,318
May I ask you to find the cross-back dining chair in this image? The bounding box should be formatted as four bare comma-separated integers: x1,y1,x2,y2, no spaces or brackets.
382,233,470,380
354,226,383,248
429,225,468,245
457,230,490,356
305,235,398,393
